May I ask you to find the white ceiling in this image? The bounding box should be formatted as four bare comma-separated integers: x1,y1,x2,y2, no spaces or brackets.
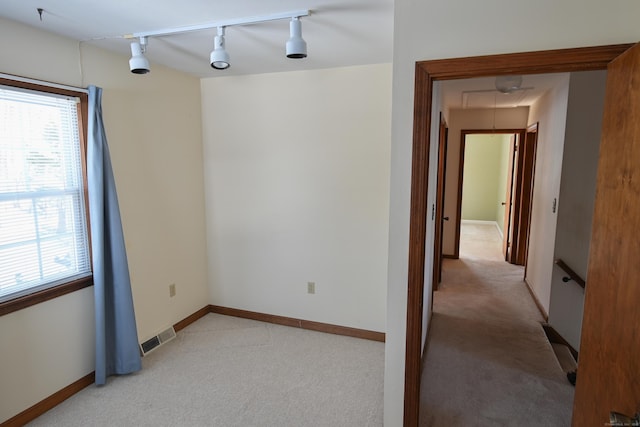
1,1,569,109
0,0,394,78
440,73,569,111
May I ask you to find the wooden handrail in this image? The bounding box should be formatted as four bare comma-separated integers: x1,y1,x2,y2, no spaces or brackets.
554,259,586,289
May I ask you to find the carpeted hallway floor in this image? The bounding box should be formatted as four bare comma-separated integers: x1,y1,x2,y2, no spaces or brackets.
419,223,574,426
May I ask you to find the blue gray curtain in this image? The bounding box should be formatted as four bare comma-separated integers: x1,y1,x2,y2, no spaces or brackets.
87,86,142,385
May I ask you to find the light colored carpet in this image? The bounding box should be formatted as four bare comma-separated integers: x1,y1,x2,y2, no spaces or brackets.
420,223,574,426
29,314,384,427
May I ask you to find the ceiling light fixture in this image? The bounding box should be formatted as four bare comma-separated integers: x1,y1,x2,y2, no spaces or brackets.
286,17,307,59
129,36,150,74
125,9,311,74
210,27,230,70
495,75,523,94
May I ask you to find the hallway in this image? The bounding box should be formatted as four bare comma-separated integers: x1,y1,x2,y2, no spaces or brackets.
419,223,574,426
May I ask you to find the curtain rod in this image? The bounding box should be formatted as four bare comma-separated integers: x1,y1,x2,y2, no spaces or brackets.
0,72,89,94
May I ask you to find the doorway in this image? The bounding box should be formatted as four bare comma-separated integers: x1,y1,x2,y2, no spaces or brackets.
455,130,532,266
426,71,609,424
403,44,636,426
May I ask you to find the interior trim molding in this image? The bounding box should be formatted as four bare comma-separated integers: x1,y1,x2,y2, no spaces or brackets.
209,305,385,342
542,323,578,360
0,276,93,317
524,278,549,322
173,305,211,332
1,372,95,427
420,311,434,374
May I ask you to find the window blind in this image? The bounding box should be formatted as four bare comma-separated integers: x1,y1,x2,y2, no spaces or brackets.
0,85,91,302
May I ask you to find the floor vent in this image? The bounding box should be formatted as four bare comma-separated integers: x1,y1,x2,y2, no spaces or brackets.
140,326,176,356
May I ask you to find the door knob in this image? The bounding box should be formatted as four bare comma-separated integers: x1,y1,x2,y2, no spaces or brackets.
501,202,506,206
443,216,449,221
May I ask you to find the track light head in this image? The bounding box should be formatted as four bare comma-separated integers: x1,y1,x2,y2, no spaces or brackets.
127,10,311,73
129,38,150,74
210,27,230,70
286,17,307,59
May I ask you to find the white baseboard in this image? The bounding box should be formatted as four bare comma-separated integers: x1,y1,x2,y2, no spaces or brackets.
461,219,503,239
461,219,495,225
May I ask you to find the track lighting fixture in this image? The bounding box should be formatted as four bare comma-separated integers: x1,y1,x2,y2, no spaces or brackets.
286,17,307,59
210,27,230,70
126,9,310,74
129,36,150,74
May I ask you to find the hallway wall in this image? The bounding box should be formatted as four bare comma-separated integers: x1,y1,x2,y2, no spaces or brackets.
549,70,607,349
461,134,511,224
525,76,570,315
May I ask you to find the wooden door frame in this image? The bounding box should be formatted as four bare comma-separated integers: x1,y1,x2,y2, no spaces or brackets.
432,113,448,291
453,129,526,260
502,134,518,259
518,122,539,268
403,43,633,426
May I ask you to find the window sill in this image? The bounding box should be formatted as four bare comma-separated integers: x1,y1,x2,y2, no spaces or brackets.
0,276,93,317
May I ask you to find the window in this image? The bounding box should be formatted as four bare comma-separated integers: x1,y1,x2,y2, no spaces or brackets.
0,79,92,315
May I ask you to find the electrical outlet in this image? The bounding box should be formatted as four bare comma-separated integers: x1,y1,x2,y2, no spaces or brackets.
307,282,315,294
169,283,176,297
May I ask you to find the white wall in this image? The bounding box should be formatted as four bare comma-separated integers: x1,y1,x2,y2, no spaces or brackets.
443,108,530,254
0,18,209,423
549,71,607,350
525,76,570,316
421,84,442,352
388,1,640,424
200,64,391,332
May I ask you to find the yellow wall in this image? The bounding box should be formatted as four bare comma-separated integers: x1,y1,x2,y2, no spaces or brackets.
462,134,510,222
0,17,209,422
